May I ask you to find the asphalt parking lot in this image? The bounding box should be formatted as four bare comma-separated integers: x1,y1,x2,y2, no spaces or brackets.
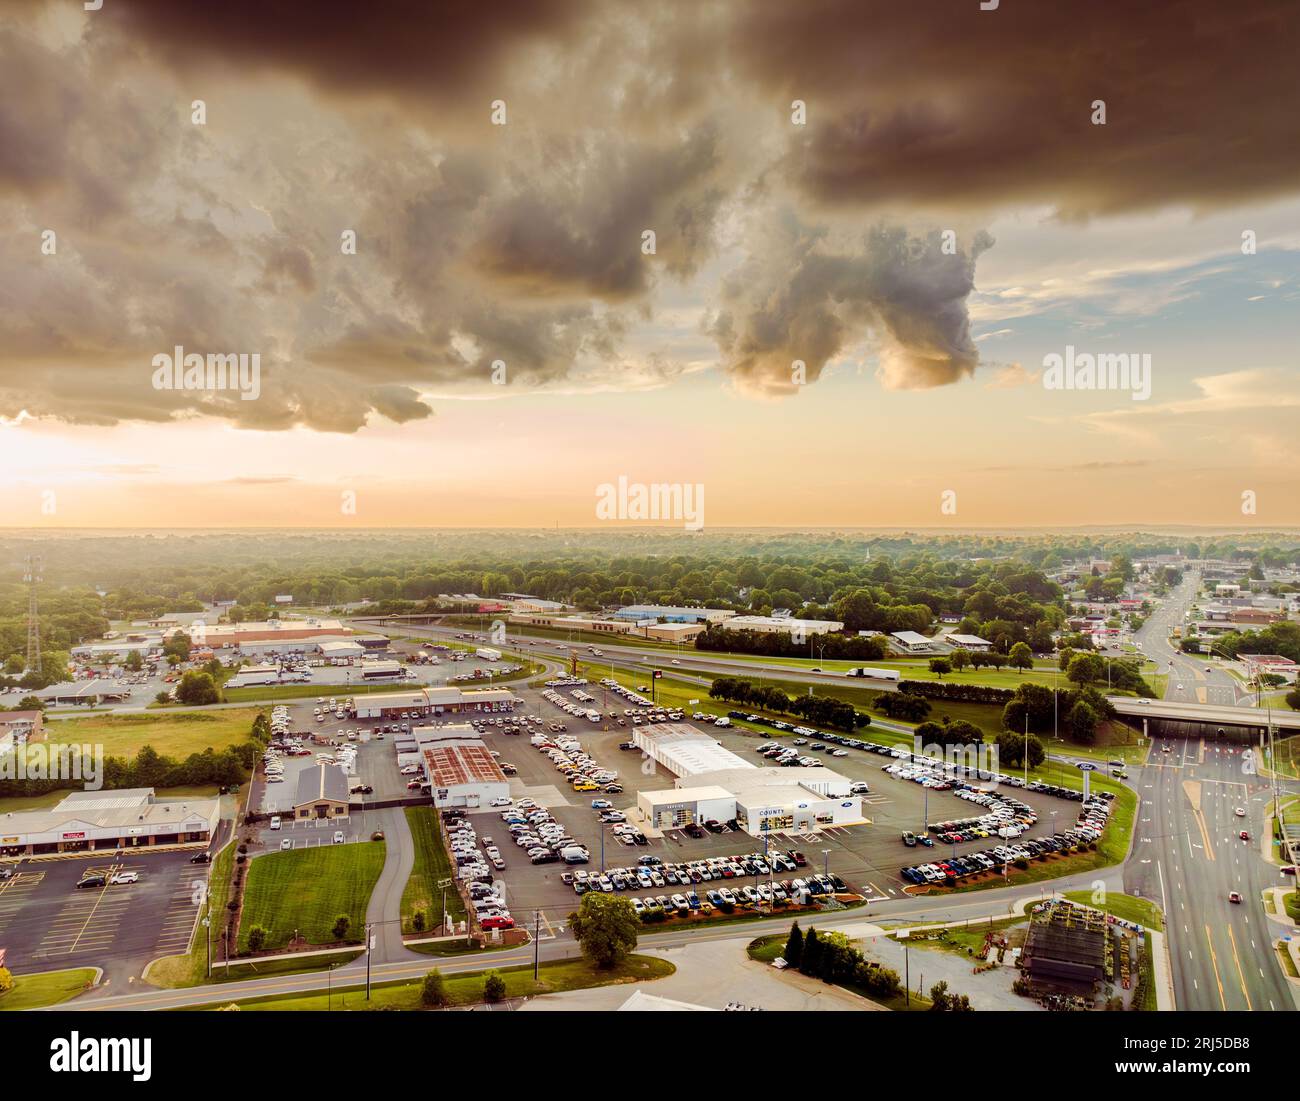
0,849,206,979
467,686,1093,924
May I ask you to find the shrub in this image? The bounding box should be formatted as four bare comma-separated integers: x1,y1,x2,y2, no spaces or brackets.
246,925,267,952
483,970,506,1003
421,969,447,1007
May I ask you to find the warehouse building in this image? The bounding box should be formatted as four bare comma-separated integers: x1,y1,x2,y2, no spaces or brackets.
293,764,350,820
318,640,365,662
0,788,220,856
725,615,843,636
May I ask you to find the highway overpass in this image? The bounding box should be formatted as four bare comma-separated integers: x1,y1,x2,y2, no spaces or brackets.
1107,695,1300,736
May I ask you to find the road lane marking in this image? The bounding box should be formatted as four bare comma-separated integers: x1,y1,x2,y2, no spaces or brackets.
1204,925,1227,1011
1226,924,1252,1010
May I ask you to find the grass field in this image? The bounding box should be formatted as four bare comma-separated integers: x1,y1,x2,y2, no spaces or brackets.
400,807,466,933
0,967,98,1011
145,837,237,988
1062,891,1164,931
218,953,674,1011
237,842,386,952
45,708,263,758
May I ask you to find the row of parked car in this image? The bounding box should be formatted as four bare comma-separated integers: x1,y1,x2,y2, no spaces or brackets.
565,847,814,895
903,833,1084,885
623,873,846,919
497,799,590,865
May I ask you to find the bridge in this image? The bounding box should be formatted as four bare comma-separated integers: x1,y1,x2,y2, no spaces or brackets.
1106,696,1300,736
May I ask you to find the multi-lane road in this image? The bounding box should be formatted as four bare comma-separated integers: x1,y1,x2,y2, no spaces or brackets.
1124,573,1299,1010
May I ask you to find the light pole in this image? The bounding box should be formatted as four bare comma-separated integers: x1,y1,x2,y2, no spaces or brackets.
821,848,831,878
202,914,211,979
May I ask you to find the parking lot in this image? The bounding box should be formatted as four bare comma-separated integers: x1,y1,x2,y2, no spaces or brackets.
458,682,1101,925
0,849,207,978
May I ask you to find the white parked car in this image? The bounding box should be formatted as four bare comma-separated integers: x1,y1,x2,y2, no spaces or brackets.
109,871,139,885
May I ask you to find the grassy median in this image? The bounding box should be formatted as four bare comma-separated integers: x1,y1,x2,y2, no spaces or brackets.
400,807,466,934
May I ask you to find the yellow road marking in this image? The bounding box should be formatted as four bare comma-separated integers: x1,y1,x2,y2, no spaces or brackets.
1226,924,1252,1010
1205,925,1227,1011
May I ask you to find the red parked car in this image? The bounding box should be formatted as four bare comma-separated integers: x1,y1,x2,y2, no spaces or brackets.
481,915,515,930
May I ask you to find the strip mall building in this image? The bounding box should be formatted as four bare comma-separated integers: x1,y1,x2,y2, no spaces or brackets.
352,685,517,720
0,788,220,857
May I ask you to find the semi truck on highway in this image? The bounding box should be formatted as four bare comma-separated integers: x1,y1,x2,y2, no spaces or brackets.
846,667,901,681
475,647,502,662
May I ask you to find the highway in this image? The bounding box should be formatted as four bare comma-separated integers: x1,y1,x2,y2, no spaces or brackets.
1123,572,1299,1011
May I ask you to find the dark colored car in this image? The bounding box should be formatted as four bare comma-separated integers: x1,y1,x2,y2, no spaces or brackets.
77,874,107,889
189,852,212,864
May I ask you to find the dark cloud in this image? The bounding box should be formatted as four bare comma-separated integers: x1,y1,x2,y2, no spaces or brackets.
709,222,994,395
733,0,1300,218
101,0,591,105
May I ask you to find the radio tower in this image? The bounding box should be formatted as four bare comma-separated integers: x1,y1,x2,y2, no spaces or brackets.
24,554,42,676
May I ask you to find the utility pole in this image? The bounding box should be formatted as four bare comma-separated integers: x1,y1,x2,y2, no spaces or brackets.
534,910,541,980
23,555,41,676
365,922,373,1001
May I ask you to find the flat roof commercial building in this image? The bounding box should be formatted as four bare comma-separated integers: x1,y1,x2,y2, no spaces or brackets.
414,723,510,808
318,640,365,661
725,615,843,636
890,630,935,652
633,724,752,777
508,613,636,635
352,686,517,720
634,621,706,643
293,764,350,820
632,726,863,835
613,605,737,624
0,788,220,856
947,633,992,652
191,618,350,648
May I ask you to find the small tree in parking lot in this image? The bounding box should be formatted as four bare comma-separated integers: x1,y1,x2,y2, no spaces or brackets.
246,925,267,953
483,970,506,1003
569,893,639,970
421,968,447,1007
332,914,351,941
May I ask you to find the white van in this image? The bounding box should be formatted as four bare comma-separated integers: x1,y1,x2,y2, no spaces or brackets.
270,816,282,830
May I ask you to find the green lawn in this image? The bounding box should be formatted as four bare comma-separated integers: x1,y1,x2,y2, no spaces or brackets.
0,968,98,1011
1062,891,1164,931
400,807,466,933
237,842,386,952
45,708,263,758
218,953,674,1011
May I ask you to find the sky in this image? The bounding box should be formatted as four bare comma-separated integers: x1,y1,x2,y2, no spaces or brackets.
2,0,1298,529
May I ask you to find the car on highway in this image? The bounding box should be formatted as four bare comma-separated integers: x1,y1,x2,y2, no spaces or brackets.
1239,830,1250,841
1228,891,1242,904
1234,807,1246,817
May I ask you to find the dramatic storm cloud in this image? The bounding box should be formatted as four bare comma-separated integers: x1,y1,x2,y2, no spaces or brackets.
1,0,1296,431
